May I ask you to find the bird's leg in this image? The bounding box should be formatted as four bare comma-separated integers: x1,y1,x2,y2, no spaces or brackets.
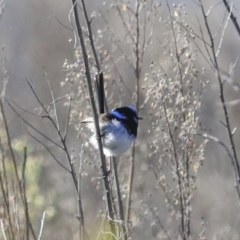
98,168,111,179
102,158,112,178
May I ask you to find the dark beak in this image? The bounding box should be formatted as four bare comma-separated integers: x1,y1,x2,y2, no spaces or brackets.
138,117,143,120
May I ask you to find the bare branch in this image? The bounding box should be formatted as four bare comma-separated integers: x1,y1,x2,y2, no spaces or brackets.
64,96,72,141
54,15,74,31
43,68,60,131
26,128,70,172
216,3,232,57
0,219,7,240
5,99,64,149
80,0,100,71
199,0,240,196
0,99,37,239
77,144,85,239
22,147,30,240
189,132,240,197
37,211,46,240
70,0,115,233
222,0,240,37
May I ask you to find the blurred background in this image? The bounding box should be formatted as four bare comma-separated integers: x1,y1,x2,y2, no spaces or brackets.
1,0,240,239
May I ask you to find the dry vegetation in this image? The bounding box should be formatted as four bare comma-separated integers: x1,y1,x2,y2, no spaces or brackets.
1,0,240,239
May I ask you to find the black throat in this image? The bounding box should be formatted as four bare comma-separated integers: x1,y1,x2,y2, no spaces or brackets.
121,118,138,136
110,107,138,136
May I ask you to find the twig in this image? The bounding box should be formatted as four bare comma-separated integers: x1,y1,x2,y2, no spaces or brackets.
0,219,7,240
126,0,142,228
22,147,29,240
54,15,74,31
199,0,240,194
149,207,172,240
70,0,115,234
100,12,135,73
34,95,69,113
64,96,72,141
0,172,14,239
69,2,78,48
96,216,106,240
25,128,70,172
7,77,85,228
0,99,37,240
12,184,21,240
205,1,222,16
162,94,185,238
9,98,43,117
222,0,240,38
80,0,100,71
77,144,85,239
20,80,82,208
188,132,240,198
166,1,187,237
96,50,125,238
5,99,63,150
213,6,227,39
0,140,8,199
221,55,240,94
0,141,12,238
112,156,126,238
78,2,125,236
43,69,60,131
216,3,232,57
37,211,46,240
196,17,215,68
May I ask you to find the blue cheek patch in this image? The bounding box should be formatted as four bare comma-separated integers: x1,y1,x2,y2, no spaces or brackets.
112,111,127,119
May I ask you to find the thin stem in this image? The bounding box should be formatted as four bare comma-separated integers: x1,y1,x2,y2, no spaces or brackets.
162,96,185,238
0,172,14,239
64,96,72,141
5,99,64,150
26,129,70,172
126,0,142,227
222,0,240,37
0,219,7,240
22,147,29,240
77,145,85,239
44,69,60,131
112,156,127,239
0,99,37,240
80,0,100,71
70,0,115,234
200,0,240,196
37,212,46,240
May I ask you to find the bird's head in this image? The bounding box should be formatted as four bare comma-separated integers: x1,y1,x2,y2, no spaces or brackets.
112,106,142,122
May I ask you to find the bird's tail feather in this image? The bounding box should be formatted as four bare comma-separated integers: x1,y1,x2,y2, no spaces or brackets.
81,117,94,123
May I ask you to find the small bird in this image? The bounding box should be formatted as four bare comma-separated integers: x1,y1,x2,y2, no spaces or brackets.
81,106,142,157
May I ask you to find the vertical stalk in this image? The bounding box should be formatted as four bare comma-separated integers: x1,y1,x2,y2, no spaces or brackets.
70,1,115,237
126,0,142,226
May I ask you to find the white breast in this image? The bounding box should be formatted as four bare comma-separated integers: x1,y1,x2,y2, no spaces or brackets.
89,119,135,157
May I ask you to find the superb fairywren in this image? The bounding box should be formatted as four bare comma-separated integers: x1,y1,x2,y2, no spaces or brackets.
81,106,142,157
